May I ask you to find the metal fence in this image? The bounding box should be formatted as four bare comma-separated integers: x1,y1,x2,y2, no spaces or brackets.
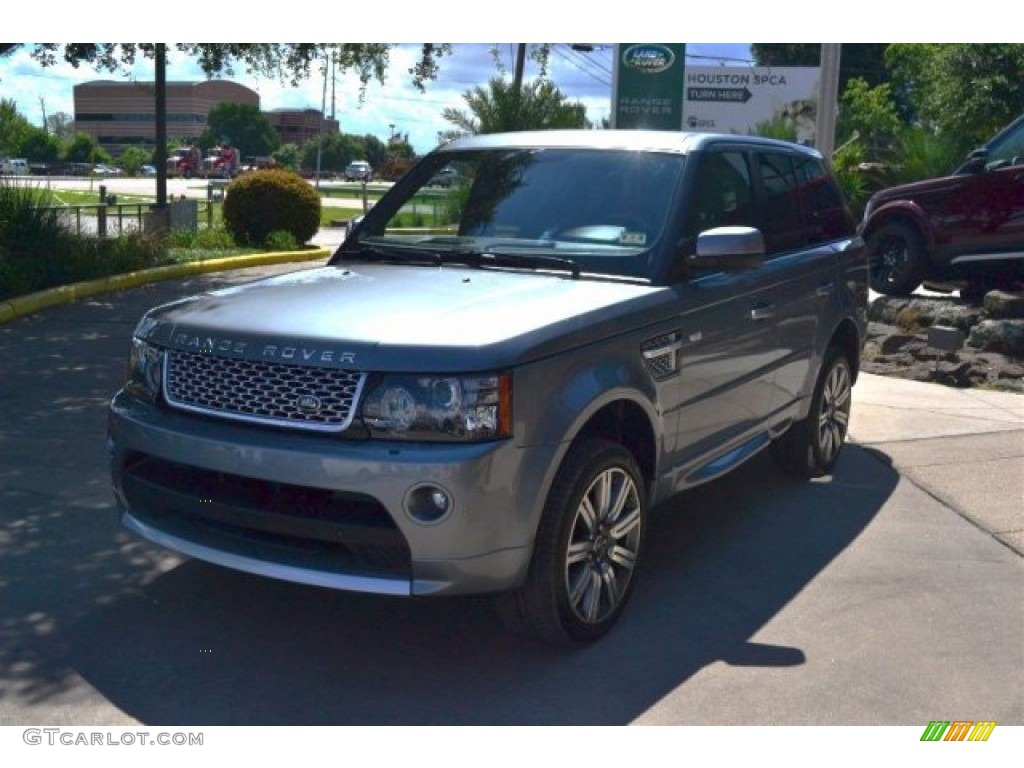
38,199,207,238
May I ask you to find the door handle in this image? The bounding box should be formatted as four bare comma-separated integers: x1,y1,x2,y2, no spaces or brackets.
750,304,776,321
816,282,835,297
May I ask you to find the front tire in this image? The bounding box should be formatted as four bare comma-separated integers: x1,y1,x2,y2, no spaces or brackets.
772,347,853,478
868,222,926,296
496,439,646,645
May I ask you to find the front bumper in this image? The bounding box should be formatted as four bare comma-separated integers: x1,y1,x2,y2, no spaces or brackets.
108,391,541,596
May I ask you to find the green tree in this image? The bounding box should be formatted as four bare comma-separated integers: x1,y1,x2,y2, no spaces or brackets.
118,145,151,175
18,127,60,163
64,132,108,164
886,43,1024,155
0,98,34,156
837,77,902,159
442,77,588,138
271,143,301,171
751,44,890,90
300,133,365,173
387,136,416,160
200,102,281,158
361,134,388,169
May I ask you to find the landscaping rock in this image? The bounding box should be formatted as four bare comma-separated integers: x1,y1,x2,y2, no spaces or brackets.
967,320,1024,357
865,295,1023,393
983,290,1024,319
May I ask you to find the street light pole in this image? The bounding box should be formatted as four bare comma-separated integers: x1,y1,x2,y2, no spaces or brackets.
155,43,167,210
315,51,328,190
512,43,527,96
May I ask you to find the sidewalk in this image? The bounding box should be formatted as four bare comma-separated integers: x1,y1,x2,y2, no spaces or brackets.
849,373,1024,553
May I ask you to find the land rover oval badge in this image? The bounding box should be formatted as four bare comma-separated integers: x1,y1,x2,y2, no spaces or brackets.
296,394,322,413
622,44,676,75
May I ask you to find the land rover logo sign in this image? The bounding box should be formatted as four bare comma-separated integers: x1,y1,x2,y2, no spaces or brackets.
296,394,322,413
623,45,675,75
613,43,685,130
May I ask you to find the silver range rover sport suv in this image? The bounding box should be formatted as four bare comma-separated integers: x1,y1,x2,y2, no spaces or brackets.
109,130,868,644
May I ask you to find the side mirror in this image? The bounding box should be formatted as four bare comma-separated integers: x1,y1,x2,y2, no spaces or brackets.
957,147,989,174
688,226,765,272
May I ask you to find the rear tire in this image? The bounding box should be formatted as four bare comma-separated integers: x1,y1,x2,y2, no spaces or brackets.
772,347,853,478
496,439,646,645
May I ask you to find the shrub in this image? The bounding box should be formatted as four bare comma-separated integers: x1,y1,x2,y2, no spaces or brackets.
193,226,236,250
0,181,69,296
1,180,167,299
222,169,320,247
165,227,196,248
264,229,298,251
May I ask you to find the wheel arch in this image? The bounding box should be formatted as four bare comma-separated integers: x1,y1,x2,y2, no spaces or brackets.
571,398,658,495
828,317,864,382
862,202,935,254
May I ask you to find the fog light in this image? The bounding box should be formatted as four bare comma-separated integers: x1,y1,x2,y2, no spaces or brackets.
405,484,453,524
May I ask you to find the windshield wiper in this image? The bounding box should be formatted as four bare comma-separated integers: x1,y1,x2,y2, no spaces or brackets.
441,249,581,279
338,244,440,265
341,243,580,278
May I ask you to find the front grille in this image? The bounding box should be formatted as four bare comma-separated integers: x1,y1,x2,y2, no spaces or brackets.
120,453,411,579
164,349,366,432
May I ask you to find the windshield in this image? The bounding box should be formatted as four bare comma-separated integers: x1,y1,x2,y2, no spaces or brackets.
351,147,685,280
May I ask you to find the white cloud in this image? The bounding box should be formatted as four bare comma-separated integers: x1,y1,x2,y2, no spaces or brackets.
1,43,753,154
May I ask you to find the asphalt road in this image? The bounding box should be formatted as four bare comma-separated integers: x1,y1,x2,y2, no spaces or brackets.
0,262,1020,726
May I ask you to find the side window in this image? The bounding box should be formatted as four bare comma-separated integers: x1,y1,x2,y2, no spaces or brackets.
756,152,804,254
793,156,856,244
684,151,755,237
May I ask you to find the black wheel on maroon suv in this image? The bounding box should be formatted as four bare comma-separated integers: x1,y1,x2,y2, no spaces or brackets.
868,222,927,296
495,439,646,645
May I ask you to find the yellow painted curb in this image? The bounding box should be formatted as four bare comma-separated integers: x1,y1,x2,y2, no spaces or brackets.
0,248,331,325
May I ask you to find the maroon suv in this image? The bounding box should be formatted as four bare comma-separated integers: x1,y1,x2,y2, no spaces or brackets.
861,114,1024,299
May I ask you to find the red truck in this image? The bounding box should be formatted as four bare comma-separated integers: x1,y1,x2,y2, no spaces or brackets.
166,146,201,178
166,145,240,179
202,145,241,179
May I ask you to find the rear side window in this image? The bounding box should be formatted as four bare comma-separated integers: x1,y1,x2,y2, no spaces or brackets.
793,155,855,243
755,151,854,254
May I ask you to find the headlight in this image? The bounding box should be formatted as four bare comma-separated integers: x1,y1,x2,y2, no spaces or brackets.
361,373,512,442
126,337,163,402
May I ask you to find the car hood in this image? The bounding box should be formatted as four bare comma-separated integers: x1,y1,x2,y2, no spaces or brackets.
139,264,672,371
868,172,965,205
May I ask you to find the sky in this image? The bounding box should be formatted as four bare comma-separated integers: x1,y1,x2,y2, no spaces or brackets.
0,42,752,155
1,3,977,156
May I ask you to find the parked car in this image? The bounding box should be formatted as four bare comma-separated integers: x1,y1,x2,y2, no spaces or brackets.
0,157,29,175
344,160,373,182
861,113,1024,299
140,164,157,176
109,130,867,644
429,165,459,187
92,164,123,177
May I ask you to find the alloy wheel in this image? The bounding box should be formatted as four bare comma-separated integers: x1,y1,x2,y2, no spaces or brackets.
563,466,642,625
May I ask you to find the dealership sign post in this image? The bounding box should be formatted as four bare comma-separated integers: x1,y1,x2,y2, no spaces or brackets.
612,44,687,130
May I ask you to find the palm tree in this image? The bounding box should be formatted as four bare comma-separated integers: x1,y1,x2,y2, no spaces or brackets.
441,78,588,139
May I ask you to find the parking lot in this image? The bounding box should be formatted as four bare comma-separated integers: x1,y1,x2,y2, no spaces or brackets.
0,261,1020,726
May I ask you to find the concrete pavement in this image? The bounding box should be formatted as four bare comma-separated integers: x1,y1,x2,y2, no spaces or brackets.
848,374,1024,554
0,262,1020,725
